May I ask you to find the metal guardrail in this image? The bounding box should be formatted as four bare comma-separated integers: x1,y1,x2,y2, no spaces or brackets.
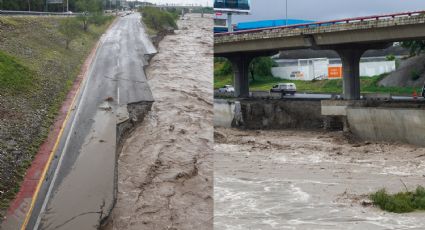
0,10,83,16
215,10,425,37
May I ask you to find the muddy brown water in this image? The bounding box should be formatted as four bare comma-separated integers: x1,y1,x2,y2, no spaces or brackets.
214,128,425,230
107,14,213,230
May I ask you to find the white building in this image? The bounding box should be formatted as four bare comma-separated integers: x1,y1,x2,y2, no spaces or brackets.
271,57,396,81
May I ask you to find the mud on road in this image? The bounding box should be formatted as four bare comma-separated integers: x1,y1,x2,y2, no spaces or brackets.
215,128,425,230
106,14,213,230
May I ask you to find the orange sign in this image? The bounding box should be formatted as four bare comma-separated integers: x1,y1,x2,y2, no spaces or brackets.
328,66,343,79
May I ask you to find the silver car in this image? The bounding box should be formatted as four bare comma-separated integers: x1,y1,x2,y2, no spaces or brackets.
218,85,235,93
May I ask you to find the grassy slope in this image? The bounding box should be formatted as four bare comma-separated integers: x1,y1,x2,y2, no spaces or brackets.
214,62,422,96
0,51,34,93
0,16,113,218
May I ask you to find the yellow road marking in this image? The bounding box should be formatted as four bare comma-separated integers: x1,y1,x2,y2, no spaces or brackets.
19,18,117,230
20,74,86,230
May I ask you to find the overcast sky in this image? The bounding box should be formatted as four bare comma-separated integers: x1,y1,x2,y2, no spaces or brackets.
219,0,425,23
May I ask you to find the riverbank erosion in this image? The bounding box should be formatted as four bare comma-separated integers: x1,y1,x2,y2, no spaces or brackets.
105,14,213,230
214,127,425,229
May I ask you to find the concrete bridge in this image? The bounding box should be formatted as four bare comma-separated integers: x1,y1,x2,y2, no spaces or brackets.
214,10,425,99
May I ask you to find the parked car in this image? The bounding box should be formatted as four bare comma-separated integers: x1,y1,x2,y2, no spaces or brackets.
270,83,297,96
422,83,425,97
218,85,235,93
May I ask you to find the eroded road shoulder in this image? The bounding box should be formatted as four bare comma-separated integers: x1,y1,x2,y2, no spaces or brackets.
107,14,213,230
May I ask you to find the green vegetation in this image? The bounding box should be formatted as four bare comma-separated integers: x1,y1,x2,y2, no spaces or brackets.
411,69,421,81
249,57,278,81
0,16,113,219
59,18,81,49
402,41,425,55
214,58,421,95
139,6,178,35
0,51,34,94
371,186,425,213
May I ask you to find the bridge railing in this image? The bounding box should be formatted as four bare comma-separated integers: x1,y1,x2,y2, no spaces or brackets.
215,10,425,37
0,10,83,16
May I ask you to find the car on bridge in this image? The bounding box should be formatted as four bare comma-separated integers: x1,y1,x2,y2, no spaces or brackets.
270,83,297,96
218,85,235,93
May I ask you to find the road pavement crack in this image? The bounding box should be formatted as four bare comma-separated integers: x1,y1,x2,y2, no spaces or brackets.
52,211,103,229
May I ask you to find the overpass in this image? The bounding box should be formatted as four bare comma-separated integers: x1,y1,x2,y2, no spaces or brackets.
214,10,425,99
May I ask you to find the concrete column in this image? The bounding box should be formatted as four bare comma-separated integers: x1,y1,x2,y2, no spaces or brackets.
227,13,233,33
229,55,254,98
336,49,366,100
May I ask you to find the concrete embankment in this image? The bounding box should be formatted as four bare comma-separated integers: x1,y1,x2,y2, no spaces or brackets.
214,99,327,130
216,98,425,146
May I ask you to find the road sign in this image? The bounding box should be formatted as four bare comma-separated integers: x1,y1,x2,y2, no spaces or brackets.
328,66,343,79
214,0,250,14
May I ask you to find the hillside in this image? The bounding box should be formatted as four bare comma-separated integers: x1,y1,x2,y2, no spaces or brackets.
0,16,113,219
379,54,425,88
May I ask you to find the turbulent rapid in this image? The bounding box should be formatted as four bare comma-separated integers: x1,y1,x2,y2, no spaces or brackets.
107,14,213,229
214,128,425,230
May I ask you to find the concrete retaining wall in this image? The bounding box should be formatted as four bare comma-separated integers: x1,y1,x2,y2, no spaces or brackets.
238,100,326,129
214,99,235,128
347,107,425,146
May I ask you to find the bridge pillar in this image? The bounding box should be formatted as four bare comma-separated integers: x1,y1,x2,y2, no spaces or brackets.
228,55,254,98
335,48,366,100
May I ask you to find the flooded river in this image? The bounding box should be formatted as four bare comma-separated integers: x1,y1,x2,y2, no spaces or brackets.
107,14,213,229
215,128,425,230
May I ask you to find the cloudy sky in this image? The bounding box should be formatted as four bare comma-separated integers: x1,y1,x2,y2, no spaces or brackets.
217,0,425,23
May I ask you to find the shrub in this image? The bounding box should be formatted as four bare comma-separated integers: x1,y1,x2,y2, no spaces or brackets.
140,7,178,33
370,186,425,213
411,69,421,81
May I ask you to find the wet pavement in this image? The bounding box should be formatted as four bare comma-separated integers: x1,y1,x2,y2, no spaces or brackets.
214,128,425,230
106,14,214,230
25,12,155,230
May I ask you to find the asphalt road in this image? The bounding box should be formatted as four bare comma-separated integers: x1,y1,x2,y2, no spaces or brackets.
26,13,155,230
213,91,424,101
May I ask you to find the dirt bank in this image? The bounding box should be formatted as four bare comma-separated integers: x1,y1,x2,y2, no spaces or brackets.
107,14,213,229
215,128,425,230
379,54,425,88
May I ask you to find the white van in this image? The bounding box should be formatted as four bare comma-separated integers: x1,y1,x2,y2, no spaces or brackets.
270,83,297,96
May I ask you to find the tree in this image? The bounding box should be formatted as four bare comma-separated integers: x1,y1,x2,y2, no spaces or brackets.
402,41,425,56
59,17,80,49
249,57,277,81
75,0,102,31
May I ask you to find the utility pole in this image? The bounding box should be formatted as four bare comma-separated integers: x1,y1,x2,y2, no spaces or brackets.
285,0,288,26
28,0,31,11
66,0,69,12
